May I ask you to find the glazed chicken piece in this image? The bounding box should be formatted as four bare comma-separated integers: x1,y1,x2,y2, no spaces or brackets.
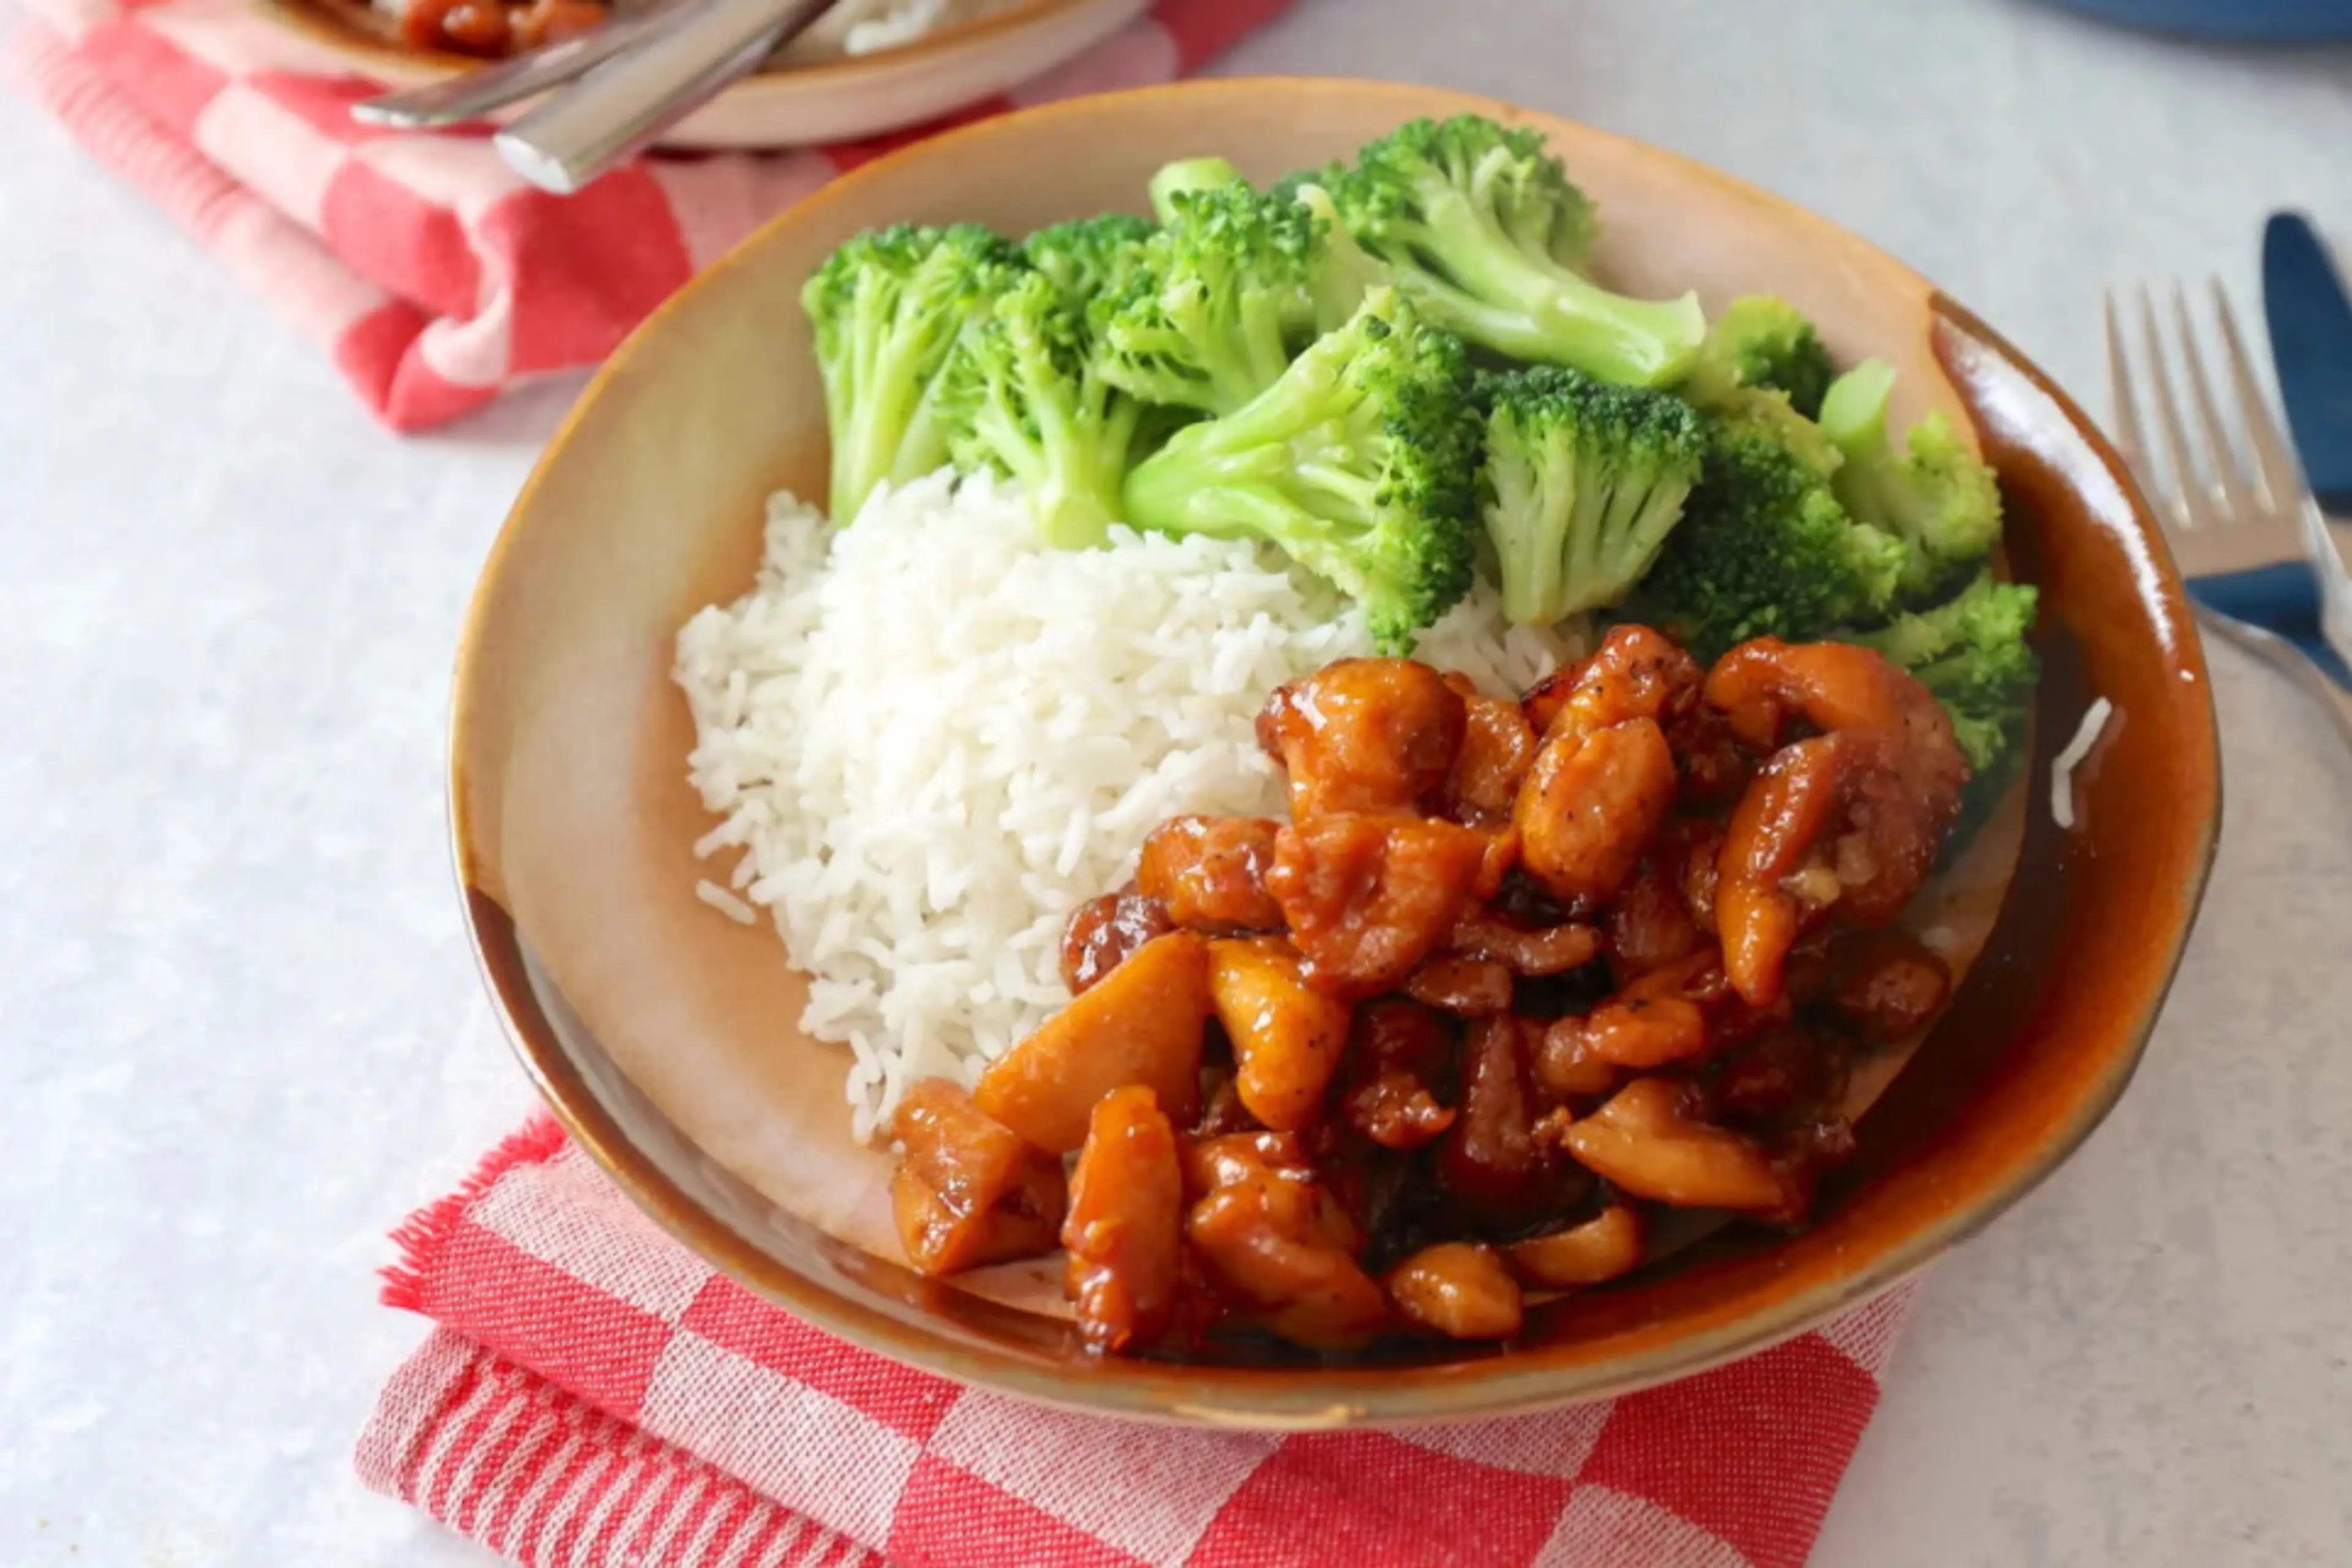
1267,813,1489,997
1466,824,1523,900
1183,1131,1337,1208
1698,1025,1858,1222
1823,928,1954,1044
1559,1077,1790,1213
1440,673,1537,826
1680,818,1724,933
1531,1014,1619,1099
889,1080,1067,1277
1060,887,1175,995
1503,1204,1645,1290
1524,624,1741,800
976,931,1210,1152
1515,627,1703,905
1564,952,1716,1070
1672,703,1752,806
1515,717,1678,907
1534,948,1785,1099
1184,1134,1388,1351
1441,1014,1591,1226
1605,832,1711,983
1385,1242,1523,1340
1063,1086,1186,1354
1137,816,1284,933
1706,1026,1852,1129
1401,955,1515,1016
1339,999,1458,1151
1207,937,1353,1132
1521,625,1703,744
1446,911,1602,976
1517,647,1678,895
1257,658,1467,820
1703,638,1967,1006
1192,1063,1262,1139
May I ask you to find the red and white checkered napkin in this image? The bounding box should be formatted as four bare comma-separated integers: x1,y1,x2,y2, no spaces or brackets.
357,1120,1917,1568
1,0,1291,432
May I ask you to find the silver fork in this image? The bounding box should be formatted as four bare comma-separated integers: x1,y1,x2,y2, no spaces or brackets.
2104,279,2352,745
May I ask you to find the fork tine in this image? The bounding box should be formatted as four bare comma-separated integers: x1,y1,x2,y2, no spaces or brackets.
2211,276,2312,513
2137,285,2221,530
2170,284,2258,521
2105,288,2159,500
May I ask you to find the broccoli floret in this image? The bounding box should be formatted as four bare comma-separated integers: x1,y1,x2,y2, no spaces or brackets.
939,269,1142,550
1819,359,2004,599
1098,178,1393,416
1680,296,1836,417
1121,288,1480,652
1850,571,2041,832
1288,179,1389,331
1096,181,1321,415
1477,366,1706,625
1632,412,1908,660
1148,156,1246,224
1711,384,1844,481
803,222,1022,523
1318,115,1703,386
1023,214,1153,304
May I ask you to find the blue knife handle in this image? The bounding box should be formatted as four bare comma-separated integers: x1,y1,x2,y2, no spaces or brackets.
2263,213,2352,508
2187,563,2352,688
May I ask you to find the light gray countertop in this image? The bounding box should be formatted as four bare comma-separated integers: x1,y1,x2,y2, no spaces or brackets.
3,0,2349,1562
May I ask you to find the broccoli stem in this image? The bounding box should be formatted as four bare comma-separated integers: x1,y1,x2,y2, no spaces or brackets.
960,303,1135,549
1119,431,1286,535
1817,359,1899,496
1488,438,1571,625
1379,178,1702,386
832,290,953,520
1291,183,1389,331
1120,356,1388,559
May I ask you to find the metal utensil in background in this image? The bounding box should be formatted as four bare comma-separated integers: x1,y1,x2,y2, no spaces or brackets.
352,1,690,130
494,0,836,193
2105,281,2352,748
2261,210,2352,665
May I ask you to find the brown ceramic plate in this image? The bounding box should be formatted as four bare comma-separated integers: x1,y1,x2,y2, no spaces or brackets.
247,0,1145,149
450,78,2220,1427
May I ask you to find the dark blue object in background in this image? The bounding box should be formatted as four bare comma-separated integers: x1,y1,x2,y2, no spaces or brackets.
2042,0,2352,40
2263,213,2352,516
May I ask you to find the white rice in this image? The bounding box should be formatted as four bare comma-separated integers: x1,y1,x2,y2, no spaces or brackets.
694,880,758,924
2048,696,2113,831
675,469,1580,1140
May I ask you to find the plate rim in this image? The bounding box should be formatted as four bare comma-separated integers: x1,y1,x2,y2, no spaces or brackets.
446,74,2222,1427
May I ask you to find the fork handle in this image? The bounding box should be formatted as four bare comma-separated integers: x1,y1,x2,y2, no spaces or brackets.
492,0,834,193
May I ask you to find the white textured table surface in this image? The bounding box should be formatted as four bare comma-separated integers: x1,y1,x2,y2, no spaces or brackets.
4,0,2351,1562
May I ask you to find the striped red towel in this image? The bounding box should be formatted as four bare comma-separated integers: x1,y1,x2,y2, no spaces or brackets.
1,0,1292,431
358,1120,1917,1568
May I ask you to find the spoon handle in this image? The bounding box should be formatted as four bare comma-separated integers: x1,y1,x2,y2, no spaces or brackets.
494,0,837,194
352,2,690,130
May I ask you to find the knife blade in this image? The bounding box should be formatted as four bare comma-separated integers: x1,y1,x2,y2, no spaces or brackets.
2263,212,2352,517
